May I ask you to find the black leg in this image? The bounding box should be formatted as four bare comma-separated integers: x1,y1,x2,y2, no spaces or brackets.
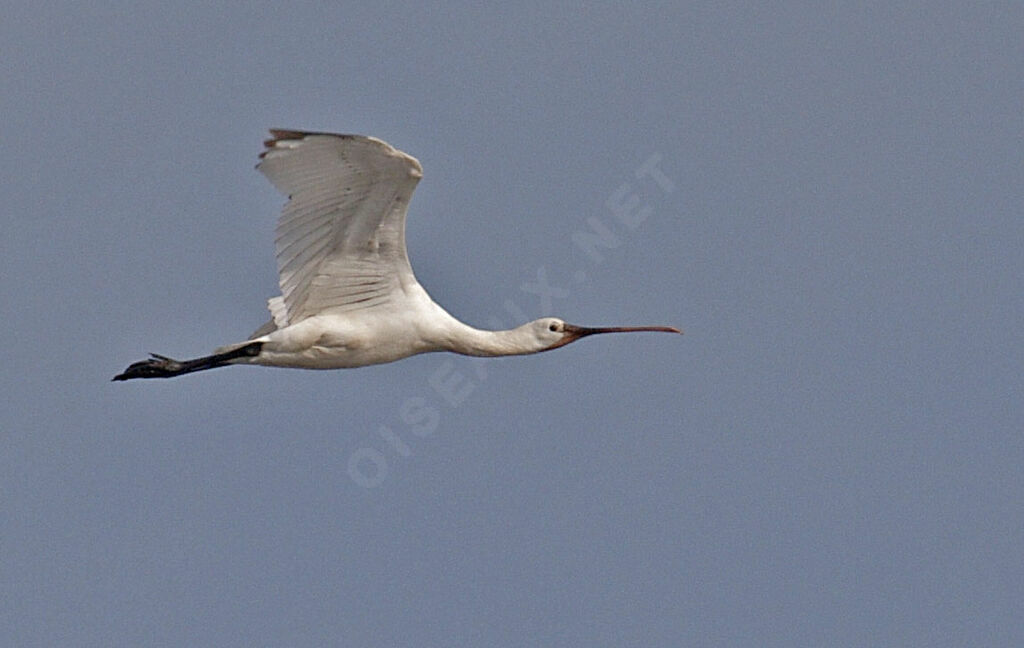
112,342,262,381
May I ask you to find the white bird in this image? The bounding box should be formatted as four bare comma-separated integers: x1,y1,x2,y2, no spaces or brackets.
114,130,680,381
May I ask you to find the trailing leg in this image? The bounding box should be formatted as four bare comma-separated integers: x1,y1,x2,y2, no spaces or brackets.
112,342,262,381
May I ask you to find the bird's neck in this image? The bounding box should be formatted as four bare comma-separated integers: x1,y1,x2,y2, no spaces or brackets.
435,319,538,357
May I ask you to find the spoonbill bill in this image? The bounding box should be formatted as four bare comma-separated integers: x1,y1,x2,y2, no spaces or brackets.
113,130,680,381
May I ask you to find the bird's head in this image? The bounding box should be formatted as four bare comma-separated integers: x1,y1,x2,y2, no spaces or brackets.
526,317,682,352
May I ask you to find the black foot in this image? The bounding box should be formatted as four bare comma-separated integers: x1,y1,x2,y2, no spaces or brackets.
112,354,186,381
112,342,262,382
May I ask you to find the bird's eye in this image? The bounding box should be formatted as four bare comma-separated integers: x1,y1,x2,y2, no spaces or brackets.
549,323,559,332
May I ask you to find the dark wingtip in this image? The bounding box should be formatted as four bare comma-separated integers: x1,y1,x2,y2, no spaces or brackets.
259,129,365,159
260,129,313,159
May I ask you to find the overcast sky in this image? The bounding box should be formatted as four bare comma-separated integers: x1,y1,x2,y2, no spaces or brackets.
2,3,1022,646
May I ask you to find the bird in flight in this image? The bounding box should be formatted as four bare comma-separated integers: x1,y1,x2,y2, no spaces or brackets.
114,130,680,381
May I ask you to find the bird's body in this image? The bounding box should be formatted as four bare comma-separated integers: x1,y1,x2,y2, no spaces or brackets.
114,130,679,381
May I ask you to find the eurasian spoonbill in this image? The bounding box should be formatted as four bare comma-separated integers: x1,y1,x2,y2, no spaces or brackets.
114,130,680,381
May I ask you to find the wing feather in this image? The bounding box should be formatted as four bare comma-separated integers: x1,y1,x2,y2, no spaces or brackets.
257,130,424,325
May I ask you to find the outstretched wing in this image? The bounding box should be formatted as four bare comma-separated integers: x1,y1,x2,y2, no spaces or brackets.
256,129,424,327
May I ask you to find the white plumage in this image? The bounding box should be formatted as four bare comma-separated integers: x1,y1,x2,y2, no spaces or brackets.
114,130,679,381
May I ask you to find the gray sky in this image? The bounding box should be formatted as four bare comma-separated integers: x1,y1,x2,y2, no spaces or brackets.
3,3,1022,646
